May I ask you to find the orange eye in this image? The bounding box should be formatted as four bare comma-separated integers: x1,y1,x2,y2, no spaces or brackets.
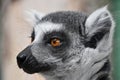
51,38,61,47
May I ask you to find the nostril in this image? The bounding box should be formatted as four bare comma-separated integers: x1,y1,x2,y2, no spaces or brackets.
17,54,27,68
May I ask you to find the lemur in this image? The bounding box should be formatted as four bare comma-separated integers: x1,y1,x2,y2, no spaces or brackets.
17,6,114,80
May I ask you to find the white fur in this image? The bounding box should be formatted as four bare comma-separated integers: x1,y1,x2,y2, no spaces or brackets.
97,10,115,51
85,6,108,28
33,22,64,43
85,6,109,35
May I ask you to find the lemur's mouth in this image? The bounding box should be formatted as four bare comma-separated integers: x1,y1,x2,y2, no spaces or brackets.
18,55,52,74
16,46,54,74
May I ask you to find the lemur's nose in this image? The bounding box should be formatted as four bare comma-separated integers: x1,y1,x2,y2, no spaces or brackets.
17,46,32,68
17,53,27,68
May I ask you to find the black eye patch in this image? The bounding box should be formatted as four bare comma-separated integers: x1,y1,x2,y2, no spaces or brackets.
31,29,35,42
43,31,70,50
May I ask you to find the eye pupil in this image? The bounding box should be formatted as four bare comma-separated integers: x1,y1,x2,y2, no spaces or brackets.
51,39,61,47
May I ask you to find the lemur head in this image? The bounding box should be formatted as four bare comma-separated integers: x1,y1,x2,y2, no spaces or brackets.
17,6,114,80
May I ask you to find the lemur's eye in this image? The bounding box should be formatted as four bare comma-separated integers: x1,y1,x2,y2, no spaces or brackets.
31,30,35,42
50,38,61,47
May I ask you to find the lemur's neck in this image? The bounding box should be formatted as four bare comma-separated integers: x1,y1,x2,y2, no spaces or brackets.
44,60,111,80
45,74,80,80
45,73,95,80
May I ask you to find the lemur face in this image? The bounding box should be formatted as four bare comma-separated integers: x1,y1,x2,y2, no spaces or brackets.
17,11,86,74
17,6,114,79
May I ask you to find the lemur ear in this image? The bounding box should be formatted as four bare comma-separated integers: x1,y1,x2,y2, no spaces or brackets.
25,10,45,26
85,6,114,48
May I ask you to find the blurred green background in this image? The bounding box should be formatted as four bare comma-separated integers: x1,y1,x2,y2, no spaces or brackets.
112,0,120,80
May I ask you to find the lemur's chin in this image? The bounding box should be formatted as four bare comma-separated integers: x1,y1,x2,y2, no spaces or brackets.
21,61,52,74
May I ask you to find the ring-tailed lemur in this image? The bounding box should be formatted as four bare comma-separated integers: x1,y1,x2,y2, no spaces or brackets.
16,6,114,80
